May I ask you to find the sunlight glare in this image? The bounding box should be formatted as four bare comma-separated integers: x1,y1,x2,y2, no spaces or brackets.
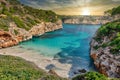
82,8,91,15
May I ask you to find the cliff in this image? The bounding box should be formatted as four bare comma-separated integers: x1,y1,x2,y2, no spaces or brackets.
0,0,62,48
0,20,62,48
62,15,120,24
105,6,120,16
90,19,120,78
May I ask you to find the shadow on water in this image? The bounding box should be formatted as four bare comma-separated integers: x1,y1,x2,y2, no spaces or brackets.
52,24,100,78
19,24,100,78
42,24,100,78
54,38,97,78
40,33,63,39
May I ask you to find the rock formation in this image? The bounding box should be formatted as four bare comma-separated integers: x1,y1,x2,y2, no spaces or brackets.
90,20,120,78
91,40,120,78
0,20,62,48
62,15,120,25
0,31,18,48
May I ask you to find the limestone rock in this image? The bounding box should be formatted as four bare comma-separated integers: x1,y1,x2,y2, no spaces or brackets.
0,20,62,48
90,36,120,78
63,15,120,25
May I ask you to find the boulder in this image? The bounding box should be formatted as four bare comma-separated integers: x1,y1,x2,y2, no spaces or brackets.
78,69,87,73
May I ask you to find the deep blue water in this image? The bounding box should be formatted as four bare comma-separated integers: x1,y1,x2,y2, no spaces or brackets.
20,24,100,77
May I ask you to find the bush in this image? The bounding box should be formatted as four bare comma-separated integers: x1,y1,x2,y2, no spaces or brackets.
0,55,45,80
0,0,59,31
0,55,67,80
0,24,9,31
93,20,120,54
72,72,108,80
14,30,18,35
12,16,30,30
42,75,67,80
105,6,120,15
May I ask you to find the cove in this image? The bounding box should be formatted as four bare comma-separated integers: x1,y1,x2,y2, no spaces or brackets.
19,24,100,77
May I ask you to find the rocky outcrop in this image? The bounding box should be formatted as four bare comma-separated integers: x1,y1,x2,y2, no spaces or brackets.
30,20,62,36
90,18,120,78
0,20,62,48
62,15,120,24
90,35,120,78
0,31,18,48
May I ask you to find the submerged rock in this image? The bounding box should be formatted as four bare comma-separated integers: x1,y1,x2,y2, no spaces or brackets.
78,69,87,73
46,64,56,70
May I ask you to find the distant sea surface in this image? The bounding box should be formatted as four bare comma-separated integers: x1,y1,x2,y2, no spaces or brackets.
20,24,100,76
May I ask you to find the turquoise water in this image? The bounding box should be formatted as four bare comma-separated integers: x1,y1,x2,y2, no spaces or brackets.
20,24,100,76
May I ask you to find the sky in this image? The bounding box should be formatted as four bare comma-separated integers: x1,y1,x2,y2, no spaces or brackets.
20,0,120,15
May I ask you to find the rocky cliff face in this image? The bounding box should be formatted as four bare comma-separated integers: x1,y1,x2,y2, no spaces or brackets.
0,31,18,48
90,40,120,78
62,15,120,24
30,20,62,36
0,20,62,48
90,20,120,78
0,0,62,48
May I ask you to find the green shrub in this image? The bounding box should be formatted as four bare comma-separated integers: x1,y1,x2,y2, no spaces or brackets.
26,17,37,25
72,72,108,80
105,6,120,15
0,0,59,32
14,30,18,35
0,55,45,80
0,55,67,80
94,20,120,54
0,21,9,31
13,16,30,30
42,75,67,80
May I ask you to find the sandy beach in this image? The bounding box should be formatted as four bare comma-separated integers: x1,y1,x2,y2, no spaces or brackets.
0,45,71,78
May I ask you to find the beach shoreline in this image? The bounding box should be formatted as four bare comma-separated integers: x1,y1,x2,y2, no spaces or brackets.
0,46,71,78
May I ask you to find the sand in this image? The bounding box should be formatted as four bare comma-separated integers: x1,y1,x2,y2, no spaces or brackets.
0,45,71,78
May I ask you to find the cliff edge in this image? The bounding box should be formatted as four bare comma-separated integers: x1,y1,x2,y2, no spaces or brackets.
90,19,120,78
0,0,62,48
90,6,120,78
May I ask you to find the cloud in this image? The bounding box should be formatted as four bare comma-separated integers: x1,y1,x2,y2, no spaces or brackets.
112,0,120,2
20,0,93,9
19,0,120,15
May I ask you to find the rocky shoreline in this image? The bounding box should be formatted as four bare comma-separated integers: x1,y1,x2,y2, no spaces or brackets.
1,15,120,78
0,20,62,48
62,15,120,25
90,30,120,78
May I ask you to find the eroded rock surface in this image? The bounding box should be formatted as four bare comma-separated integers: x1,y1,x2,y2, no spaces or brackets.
0,20,62,48
90,21,120,78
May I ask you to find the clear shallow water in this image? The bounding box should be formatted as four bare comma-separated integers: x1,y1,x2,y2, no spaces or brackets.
20,24,100,77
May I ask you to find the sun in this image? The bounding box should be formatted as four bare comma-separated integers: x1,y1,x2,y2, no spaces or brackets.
82,8,91,15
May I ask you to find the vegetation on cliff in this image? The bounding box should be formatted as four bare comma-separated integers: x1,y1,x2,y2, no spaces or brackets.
105,6,120,15
73,72,108,80
0,0,59,31
72,71,120,80
73,72,120,80
0,54,118,80
94,19,120,54
91,6,120,79
0,55,67,80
